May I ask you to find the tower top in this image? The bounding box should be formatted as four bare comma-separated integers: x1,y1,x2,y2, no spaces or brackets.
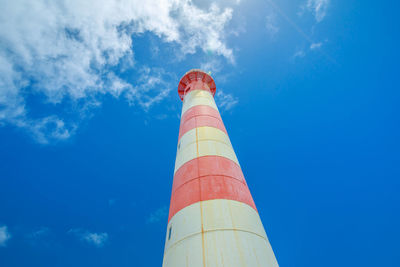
178,69,216,101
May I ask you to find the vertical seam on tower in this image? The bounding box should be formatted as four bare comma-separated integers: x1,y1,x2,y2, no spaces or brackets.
195,114,207,267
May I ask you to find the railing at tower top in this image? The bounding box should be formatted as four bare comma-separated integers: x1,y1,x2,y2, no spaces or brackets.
178,69,216,101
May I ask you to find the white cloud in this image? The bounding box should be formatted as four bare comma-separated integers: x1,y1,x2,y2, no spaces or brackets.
265,14,279,36
26,227,53,247
69,229,108,247
293,49,306,59
146,206,168,224
310,42,323,50
17,116,76,144
125,67,175,111
0,0,236,143
292,42,324,60
173,2,234,62
215,89,238,111
0,225,11,247
200,58,223,74
306,0,330,22
82,232,108,247
27,227,50,240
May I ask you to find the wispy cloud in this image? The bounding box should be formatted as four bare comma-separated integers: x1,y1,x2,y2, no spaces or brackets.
146,206,168,224
68,229,108,247
200,58,223,74
310,42,323,50
16,116,76,144
215,90,239,111
293,41,324,59
27,227,50,240
265,13,279,37
304,0,330,22
268,0,316,46
25,227,53,247
125,67,174,112
0,225,11,247
0,0,237,143
293,49,306,59
82,232,108,247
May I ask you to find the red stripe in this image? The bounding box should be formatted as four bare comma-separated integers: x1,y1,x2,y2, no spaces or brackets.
168,156,255,221
181,105,220,122
178,115,227,140
179,105,227,140
170,105,256,221
178,117,197,140
172,156,245,193
168,175,256,221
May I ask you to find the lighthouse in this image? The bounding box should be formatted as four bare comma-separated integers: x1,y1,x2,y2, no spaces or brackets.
162,69,278,267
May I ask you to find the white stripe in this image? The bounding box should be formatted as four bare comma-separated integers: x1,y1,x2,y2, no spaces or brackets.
174,138,238,174
163,199,278,267
181,90,218,115
175,126,237,173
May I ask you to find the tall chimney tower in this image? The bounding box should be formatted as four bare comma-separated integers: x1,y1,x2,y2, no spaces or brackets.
162,69,278,267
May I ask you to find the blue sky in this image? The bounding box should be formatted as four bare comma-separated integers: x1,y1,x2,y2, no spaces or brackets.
0,0,399,266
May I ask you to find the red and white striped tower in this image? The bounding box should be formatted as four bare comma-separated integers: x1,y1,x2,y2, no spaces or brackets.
162,69,278,267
